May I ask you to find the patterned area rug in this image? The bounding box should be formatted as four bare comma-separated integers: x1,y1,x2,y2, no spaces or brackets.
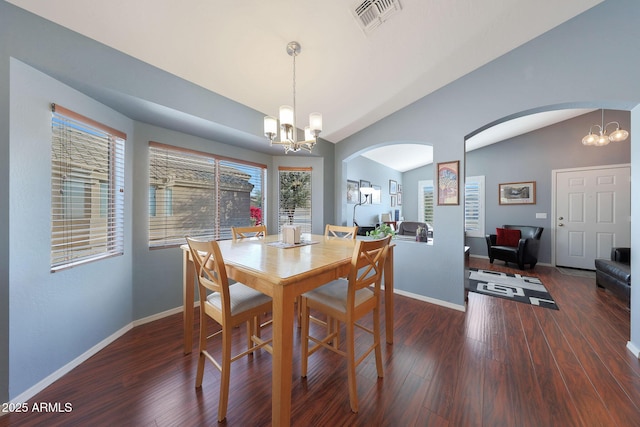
468,268,558,310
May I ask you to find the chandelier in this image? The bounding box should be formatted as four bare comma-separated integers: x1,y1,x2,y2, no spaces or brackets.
264,41,322,153
582,109,629,146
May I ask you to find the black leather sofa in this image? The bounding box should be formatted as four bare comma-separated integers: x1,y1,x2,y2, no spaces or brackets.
595,247,631,307
485,225,543,270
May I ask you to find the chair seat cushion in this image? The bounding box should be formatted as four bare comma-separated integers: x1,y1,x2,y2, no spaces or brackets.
491,245,518,254
303,278,373,313
206,283,271,315
496,228,521,247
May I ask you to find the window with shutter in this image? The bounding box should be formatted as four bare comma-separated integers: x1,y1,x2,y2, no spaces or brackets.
418,180,434,224
148,142,266,247
464,175,485,238
50,104,125,271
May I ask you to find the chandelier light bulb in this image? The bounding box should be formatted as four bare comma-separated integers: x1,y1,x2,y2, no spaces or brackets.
609,127,629,142
582,132,598,146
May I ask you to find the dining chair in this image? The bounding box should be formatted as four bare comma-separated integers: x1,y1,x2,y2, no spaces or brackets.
231,224,270,332
186,237,273,423
300,235,391,413
324,224,358,239
305,224,359,339
231,224,267,240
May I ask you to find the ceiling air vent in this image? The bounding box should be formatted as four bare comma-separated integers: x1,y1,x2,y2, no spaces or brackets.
353,0,402,33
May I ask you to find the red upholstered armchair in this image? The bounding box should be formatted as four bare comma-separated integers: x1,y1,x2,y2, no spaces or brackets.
485,225,544,270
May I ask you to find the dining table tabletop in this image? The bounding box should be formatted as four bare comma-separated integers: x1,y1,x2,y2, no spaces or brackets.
181,233,395,426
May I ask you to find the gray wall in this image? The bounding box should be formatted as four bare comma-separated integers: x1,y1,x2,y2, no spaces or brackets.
465,109,631,263
335,0,640,347
347,156,403,226
9,59,135,399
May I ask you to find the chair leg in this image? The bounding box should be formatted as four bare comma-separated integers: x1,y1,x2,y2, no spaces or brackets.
218,329,232,423
346,320,358,413
373,306,383,378
301,298,310,377
246,321,253,354
195,313,207,388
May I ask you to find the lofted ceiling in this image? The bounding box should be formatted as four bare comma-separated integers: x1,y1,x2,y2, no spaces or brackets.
7,0,602,169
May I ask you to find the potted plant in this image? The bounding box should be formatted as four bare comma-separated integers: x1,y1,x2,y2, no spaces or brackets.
366,223,396,239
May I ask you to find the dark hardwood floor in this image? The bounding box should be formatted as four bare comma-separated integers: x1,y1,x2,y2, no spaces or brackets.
2,258,639,426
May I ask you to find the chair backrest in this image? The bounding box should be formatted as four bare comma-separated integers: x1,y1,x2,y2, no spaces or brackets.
398,221,428,236
325,224,358,239
185,237,231,314
232,225,267,240
503,225,543,240
347,235,391,301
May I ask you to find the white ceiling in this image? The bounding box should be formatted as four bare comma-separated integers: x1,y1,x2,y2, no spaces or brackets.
7,0,603,169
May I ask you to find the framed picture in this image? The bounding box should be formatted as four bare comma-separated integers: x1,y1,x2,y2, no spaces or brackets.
390,195,397,207
499,181,536,205
359,180,371,203
371,184,381,204
389,180,397,195
398,184,403,193
397,191,402,206
346,180,359,204
437,160,459,205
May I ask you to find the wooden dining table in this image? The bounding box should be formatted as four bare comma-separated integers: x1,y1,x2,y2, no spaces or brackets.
181,234,395,426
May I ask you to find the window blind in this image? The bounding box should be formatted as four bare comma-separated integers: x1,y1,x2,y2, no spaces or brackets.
418,179,434,224
50,104,125,271
148,142,266,247
465,175,485,238
278,167,312,234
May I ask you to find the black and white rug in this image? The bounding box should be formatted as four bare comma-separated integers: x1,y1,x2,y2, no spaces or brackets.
468,268,558,310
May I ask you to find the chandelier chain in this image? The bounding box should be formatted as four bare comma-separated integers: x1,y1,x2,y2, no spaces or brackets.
292,50,297,133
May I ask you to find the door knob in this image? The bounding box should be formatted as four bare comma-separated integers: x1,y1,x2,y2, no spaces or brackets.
558,216,564,220
558,223,564,227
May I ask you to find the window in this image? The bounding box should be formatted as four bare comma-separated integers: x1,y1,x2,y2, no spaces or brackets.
464,175,485,238
417,179,434,224
50,104,125,271
148,142,266,247
278,167,312,234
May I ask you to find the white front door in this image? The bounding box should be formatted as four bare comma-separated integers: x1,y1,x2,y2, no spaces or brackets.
554,165,630,269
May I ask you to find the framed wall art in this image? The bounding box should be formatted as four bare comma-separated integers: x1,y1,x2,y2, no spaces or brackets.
389,180,397,195
499,181,536,205
346,180,359,204
437,160,459,205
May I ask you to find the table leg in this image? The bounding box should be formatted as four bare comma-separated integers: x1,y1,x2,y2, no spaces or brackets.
384,245,394,344
271,285,295,426
183,249,194,354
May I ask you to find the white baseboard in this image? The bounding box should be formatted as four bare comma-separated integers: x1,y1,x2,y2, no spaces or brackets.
393,288,466,312
627,341,640,358
6,305,186,406
468,254,552,267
